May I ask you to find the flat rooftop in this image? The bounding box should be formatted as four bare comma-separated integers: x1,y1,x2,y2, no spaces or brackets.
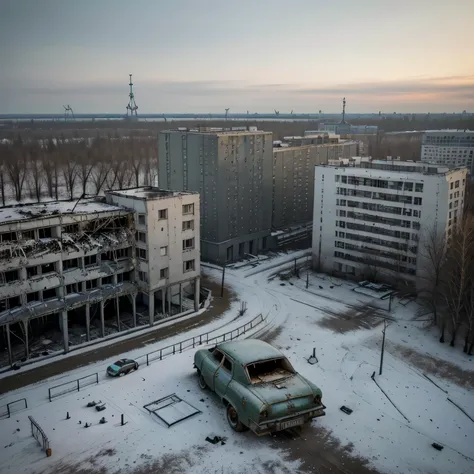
161,128,270,136
107,187,197,200
0,199,127,225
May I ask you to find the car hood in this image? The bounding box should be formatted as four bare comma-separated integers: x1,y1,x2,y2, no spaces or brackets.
107,364,120,372
246,373,314,405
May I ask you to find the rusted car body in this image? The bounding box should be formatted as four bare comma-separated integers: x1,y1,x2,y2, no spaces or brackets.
194,339,325,435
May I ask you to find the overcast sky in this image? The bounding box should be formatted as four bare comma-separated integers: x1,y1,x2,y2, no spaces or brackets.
1,0,473,114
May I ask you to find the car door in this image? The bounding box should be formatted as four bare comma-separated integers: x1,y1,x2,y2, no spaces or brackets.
214,355,233,399
202,348,224,391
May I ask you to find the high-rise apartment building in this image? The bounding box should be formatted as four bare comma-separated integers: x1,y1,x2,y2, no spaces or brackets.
421,130,474,174
312,160,467,290
158,128,273,263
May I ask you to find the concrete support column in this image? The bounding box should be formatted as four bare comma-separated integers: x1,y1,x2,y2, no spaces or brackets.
116,296,120,332
132,294,137,327
161,288,166,314
5,323,12,366
100,301,105,338
23,320,29,360
167,286,171,315
61,311,69,353
179,283,183,313
149,291,155,326
85,303,90,341
194,276,200,312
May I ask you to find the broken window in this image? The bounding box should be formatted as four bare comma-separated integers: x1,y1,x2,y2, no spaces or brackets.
122,271,131,281
116,248,129,259
84,254,98,267
4,270,19,283
102,276,113,285
182,219,194,231
21,230,35,240
86,279,98,290
38,227,53,239
27,291,40,303
158,209,168,220
138,214,146,226
63,224,79,234
136,248,147,260
160,268,168,279
1,231,18,242
160,246,168,256
43,288,57,300
41,262,55,274
138,271,148,282
26,266,38,278
212,349,224,364
246,357,295,384
63,258,79,271
183,259,195,272
183,238,194,251
2,295,21,310
66,283,79,294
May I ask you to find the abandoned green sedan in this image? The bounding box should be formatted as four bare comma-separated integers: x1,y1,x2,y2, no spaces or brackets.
194,339,325,435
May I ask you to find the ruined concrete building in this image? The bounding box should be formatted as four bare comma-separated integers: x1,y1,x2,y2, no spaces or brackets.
0,187,200,369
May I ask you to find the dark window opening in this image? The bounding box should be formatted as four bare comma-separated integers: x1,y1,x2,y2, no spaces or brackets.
26,266,38,278
102,276,113,285
63,258,79,270
2,296,21,310
212,349,224,363
66,283,79,294
27,291,40,303
21,230,35,240
86,279,98,290
5,270,19,283
41,262,55,274
38,227,53,239
63,224,79,234
1,231,17,242
43,288,57,300
84,254,97,266
239,242,245,257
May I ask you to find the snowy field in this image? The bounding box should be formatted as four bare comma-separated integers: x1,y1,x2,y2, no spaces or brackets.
0,251,473,474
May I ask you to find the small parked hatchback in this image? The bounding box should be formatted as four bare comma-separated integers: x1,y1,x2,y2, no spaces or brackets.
106,358,138,377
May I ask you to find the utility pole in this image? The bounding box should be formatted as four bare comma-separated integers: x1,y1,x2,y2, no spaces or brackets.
220,264,226,297
379,319,387,376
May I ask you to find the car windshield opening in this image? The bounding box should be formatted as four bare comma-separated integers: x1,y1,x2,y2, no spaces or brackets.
114,360,125,367
246,357,294,384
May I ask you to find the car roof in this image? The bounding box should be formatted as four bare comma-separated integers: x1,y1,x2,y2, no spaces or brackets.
218,339,284,365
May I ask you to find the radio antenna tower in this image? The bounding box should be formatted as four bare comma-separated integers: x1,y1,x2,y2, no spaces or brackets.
63,105,75,121
126,74,138,119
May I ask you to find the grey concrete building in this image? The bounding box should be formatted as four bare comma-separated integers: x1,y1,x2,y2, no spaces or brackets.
158,128,273,263
272,141,360,230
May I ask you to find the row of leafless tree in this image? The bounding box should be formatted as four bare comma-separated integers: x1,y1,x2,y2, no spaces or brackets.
0,135,158,205
421,187,474,355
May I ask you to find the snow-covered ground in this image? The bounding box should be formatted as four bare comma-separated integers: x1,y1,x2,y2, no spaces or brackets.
0,252,473,474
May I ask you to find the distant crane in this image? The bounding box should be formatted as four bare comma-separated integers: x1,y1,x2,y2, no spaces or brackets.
126,74,138,119
290,110,294,115
274,110,280,116
63,105,75,121
225,108,230,121
162,114,167,123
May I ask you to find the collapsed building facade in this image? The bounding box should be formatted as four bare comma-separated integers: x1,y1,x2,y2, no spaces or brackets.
0,187,201,369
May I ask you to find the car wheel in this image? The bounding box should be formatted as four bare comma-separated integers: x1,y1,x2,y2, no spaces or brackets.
226,404,248,432
119,371,125,377
198,371,207,390
135,363,139,370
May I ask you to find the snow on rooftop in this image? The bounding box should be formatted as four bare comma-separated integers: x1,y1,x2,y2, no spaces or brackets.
0,199,127,225
107,187,197,200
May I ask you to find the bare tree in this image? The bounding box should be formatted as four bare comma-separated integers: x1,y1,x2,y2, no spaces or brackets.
0,144,8,206
442,217,474,346
78,149,94,196
6,136,28,202
463,276,474,355
62,155,78,200
419,225,447,326
91,160,110,195
29,142,43,202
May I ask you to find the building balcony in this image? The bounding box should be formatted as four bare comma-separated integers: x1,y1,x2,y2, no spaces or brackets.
0,282,138,326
